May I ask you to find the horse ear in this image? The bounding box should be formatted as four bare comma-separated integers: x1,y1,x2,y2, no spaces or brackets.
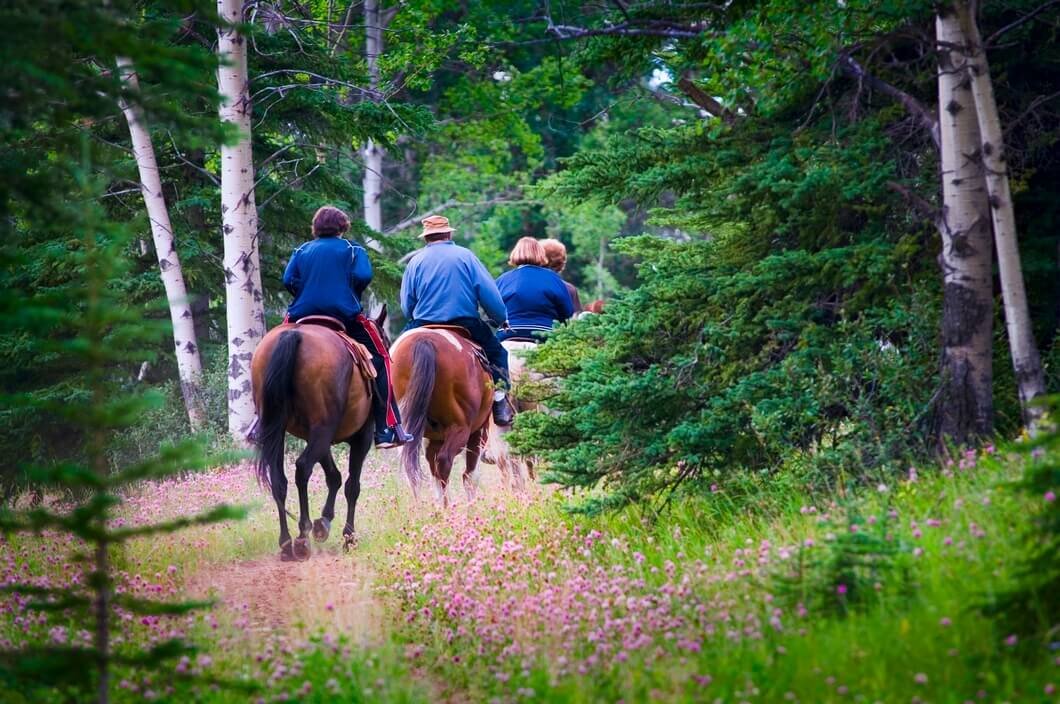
376,303,388,327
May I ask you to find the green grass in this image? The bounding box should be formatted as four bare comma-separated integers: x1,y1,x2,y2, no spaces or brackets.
3,446,1058,702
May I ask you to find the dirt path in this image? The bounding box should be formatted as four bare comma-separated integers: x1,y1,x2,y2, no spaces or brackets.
186,543,381,642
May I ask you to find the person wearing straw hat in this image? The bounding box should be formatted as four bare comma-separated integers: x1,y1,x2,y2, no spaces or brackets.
399,214,515,426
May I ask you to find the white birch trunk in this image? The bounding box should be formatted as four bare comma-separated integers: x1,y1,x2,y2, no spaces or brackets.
955,1,1046,422
117,56,207,432
934,13,994,443
362,0,384,249
217,0,266,442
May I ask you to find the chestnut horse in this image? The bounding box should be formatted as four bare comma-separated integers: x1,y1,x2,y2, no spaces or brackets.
391,327,492,506
251,309,389,561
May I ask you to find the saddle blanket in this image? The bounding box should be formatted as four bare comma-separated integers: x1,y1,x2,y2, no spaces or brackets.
393,325,493,376
292,316,377,382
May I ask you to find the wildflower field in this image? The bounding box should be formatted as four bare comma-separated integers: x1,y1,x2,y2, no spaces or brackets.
2,442,1058,703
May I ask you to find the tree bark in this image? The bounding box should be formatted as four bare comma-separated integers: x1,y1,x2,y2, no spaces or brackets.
362,0,384,248
217,0,266,442
955,1,1047,423
117,56,208,432
933,13,994,446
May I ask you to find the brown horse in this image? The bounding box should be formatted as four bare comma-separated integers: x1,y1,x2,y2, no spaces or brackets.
251,309,389,561
391,327,493,506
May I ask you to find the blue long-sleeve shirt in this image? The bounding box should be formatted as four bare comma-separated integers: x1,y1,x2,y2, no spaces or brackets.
495,265,574,332
284,236,372,321
400,241,508,325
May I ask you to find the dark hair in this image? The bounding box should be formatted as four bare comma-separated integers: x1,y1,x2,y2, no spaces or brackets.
312,205,351,237
424,231,451,243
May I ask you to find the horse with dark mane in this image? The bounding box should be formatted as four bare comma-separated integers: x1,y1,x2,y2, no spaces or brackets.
251,309,389,560
391,326,492,506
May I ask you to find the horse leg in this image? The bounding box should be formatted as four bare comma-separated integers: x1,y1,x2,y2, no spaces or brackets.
490,422,524,493
313,450,341,543
425,440,446,507
292,427,332,560
464,428,482,503
343,422,373,551
487,420,511,491
435,431,468,509
271,459,296,561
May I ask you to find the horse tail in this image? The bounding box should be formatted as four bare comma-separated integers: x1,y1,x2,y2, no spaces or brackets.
399,337,436,491
255,330,302,489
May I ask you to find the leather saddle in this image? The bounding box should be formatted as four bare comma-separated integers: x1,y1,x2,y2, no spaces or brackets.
293,315,377,382
421,324,493,375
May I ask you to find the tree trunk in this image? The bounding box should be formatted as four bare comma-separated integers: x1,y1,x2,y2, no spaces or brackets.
362,0,384,248
217,0,266,442
117,56,208,432
933,12,994,446
955,0,1046,423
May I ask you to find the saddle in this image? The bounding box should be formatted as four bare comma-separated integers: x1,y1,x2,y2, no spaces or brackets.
294,315,377,382
421,324,493,375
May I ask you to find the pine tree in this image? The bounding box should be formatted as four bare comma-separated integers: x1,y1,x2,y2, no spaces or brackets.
0,144,245,703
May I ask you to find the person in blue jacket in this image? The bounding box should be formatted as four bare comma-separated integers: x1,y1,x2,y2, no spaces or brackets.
400,214,514,426
284,205,411,448
495,237,575,343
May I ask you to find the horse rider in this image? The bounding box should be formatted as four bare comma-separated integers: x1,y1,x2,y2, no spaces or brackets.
399,214,515,426
539,238,582,314
495,237,575,343
283,205,412,448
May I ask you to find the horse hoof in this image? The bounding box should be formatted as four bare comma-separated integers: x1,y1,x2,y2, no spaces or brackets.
279,540,296,562
312,518,331,543
342,532,357,553
293,537,311,561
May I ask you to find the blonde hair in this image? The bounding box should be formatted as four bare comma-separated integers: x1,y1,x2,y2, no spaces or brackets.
539,238,568,273
508,237,548,267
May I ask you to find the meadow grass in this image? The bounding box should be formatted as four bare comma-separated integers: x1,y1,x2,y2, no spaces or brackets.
2,445,1058,702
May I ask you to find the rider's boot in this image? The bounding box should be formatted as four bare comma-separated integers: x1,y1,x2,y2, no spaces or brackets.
492,390,514,427
375,423,413,449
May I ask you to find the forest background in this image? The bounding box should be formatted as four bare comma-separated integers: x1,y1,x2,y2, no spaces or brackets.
1,0,1060,701
5,0,1059,499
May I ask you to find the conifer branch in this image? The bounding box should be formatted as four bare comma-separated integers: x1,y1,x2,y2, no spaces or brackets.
839,54,940,149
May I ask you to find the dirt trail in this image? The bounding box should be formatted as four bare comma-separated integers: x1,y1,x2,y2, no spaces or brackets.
186,544,381,642
180,450,519,647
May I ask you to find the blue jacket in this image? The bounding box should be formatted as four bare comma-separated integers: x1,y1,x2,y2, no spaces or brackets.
400,241,508,325
284,236,372,321
495,265,574,332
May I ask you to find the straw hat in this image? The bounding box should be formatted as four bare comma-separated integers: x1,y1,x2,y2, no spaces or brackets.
420,214,454,238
